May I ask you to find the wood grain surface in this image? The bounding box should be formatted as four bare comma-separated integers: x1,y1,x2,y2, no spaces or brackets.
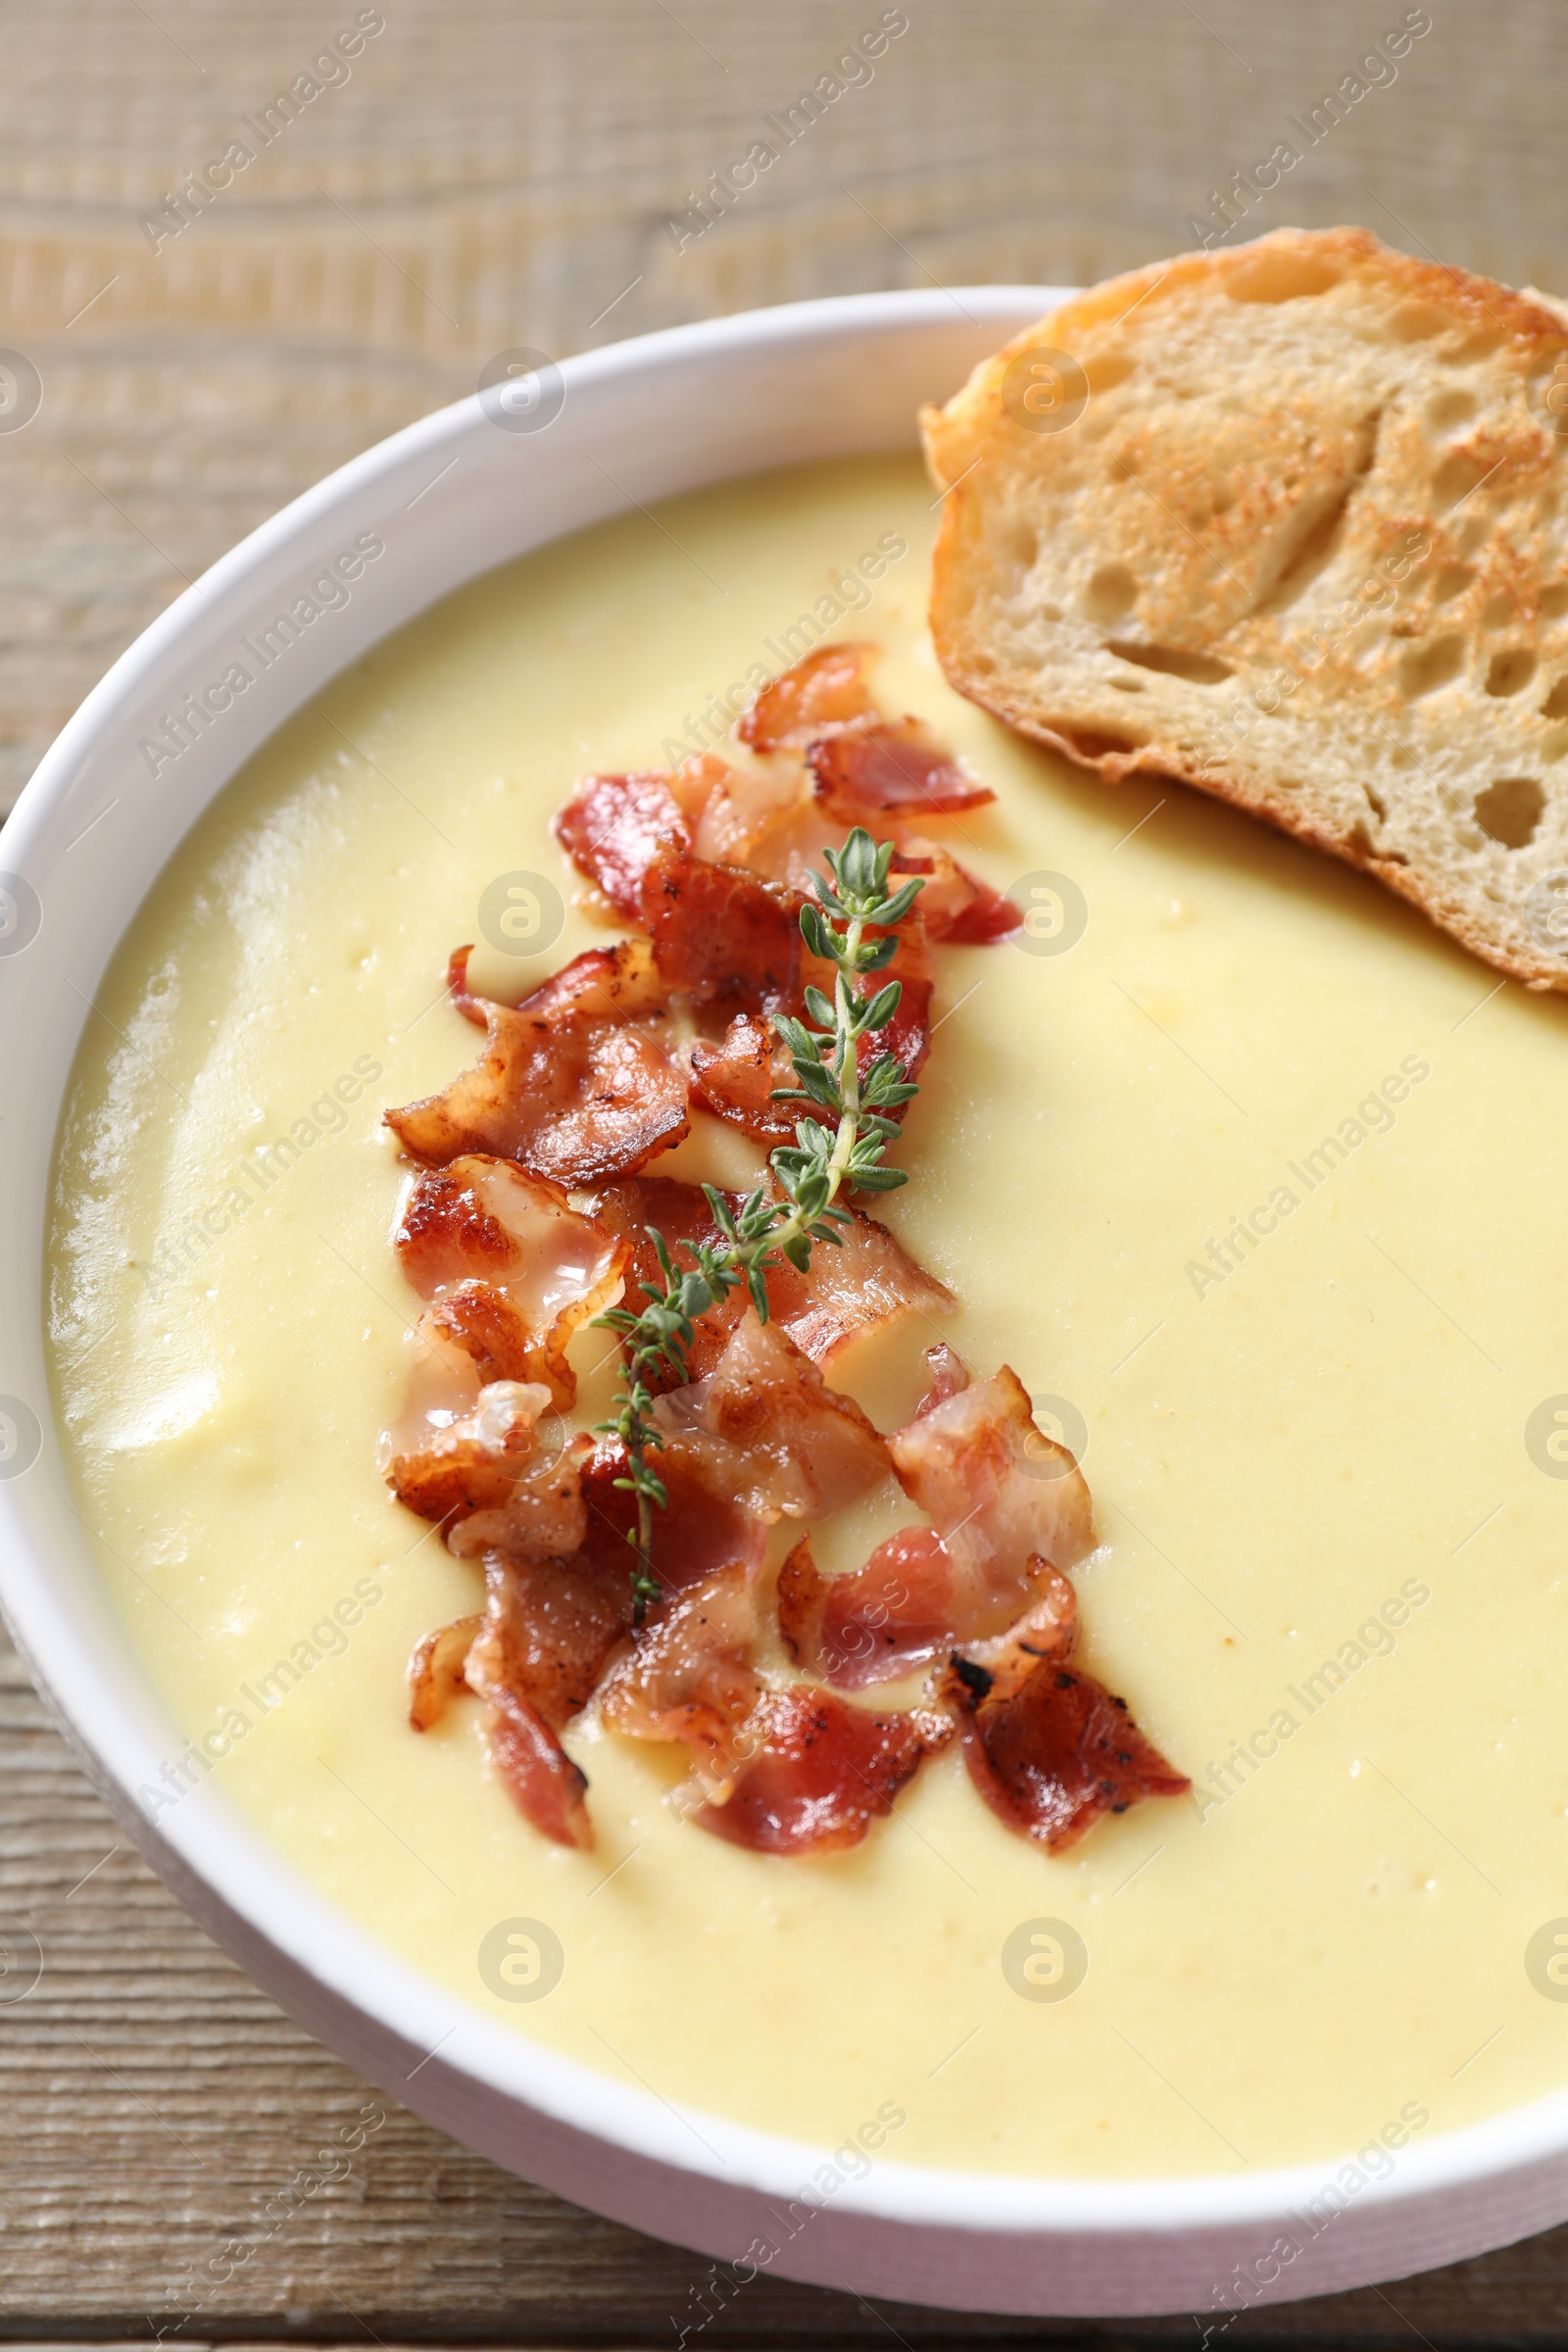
6,1,1568,2339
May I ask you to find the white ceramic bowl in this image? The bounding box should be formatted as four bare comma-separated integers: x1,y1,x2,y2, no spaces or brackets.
4,288,1568,2321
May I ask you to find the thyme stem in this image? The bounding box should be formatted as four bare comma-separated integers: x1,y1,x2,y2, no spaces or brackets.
595,829,923,1623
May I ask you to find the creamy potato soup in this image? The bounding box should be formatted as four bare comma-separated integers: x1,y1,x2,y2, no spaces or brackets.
47,454,1568,2180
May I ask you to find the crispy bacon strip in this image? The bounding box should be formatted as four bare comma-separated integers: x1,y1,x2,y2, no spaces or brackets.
461,1552,633,1850
580,1177,953,1387
688,1012,795,1145
472,1678,594,1849
596,1565,760,1797
683,757,805,868
466,1551,632,1729
396,1156,626,1408
639,845,801,1008
653,1310,889,1521
553,771,689,917
893,846,1021,945
736,642,876,752
689,914,931,1144
446,1429,592,1562
734,798,857,897
691,1689,952,1855
777,1528,956,1690
574,1437,765,1596
385,940,689,1182
890,1365,1093,1632
862,917,932,1103
937,1572,1189,1851
808,724,994,819
918,1341,968,1413
408,1615,482,1730
766,1192,952,1363
382,1335,594,1557
578,1177,751,1385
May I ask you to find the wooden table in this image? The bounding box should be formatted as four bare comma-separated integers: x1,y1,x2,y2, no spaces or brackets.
6,2,1568,2338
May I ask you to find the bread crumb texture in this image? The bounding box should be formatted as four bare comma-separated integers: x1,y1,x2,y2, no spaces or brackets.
921,225,1568,988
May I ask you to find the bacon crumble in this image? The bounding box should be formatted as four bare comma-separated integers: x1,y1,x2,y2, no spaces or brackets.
777,1527,956,1690
382,641,1184,1858
650,1311,891,1523
385,940,689,1183
396,1155,626,1407
735,640,876,752
596,1565,760,1798
689,1688,953,1855
890,1364,1094,1634
937,1571,1190,1851
579,1175,953,1387
807,724,995,820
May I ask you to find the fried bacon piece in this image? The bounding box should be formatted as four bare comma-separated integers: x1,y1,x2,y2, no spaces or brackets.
688,1012,796,1145
639,845,802,1008
468,1551,632,1726
408,1615,482,1731
690,1688,952,1855
682,756,806,869
577,1176,750,1386
808,724,994,819
937,1571,1189,1851
408,1553,630,1851
596,1565,760,1797
384,940,689,1183
395,1155,626,1408
383,1343,593,1557
689,917,932,1144
552,771,690,918
892,846,1021,945
889,1365,1093,1631
550,650,1018,958
555,760,803,907
917,1340,968,1413
580,1177,953,1388
481,1699,594,1848
575,1437,765,1597
767,1194,952,1363
446,1426,593,1562
734,798,857,897
652,1310,889,1521
736,642,876,752
739,796,1016,949
777,1528,956,1689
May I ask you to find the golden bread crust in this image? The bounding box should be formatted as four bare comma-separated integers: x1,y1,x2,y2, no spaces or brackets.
921,225,1568,989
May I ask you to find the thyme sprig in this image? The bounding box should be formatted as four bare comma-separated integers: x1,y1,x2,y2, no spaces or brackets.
595,828,923,1622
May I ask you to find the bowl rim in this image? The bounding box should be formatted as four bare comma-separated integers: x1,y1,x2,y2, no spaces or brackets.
3,280,1567,2277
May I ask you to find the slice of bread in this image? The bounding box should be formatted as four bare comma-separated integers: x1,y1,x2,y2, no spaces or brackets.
920,226,1568,989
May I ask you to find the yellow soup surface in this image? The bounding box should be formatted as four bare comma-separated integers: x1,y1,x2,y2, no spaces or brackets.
47,454,1568,2181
